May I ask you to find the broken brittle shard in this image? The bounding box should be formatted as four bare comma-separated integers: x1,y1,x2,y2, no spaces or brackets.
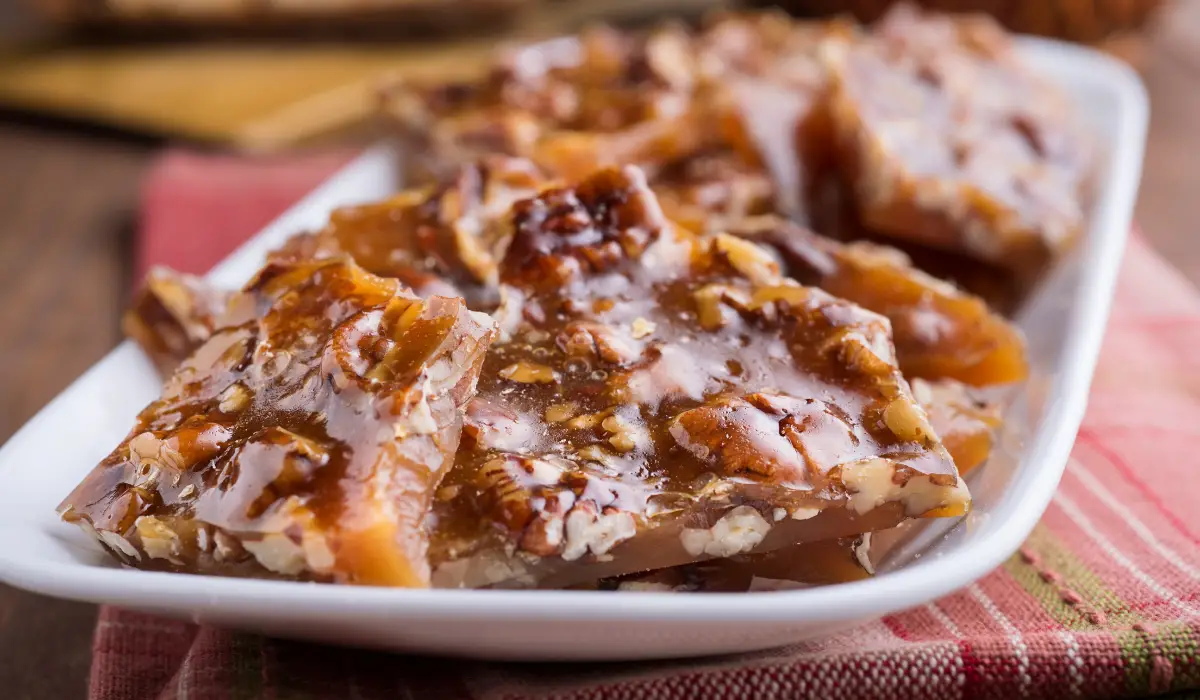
428,166,969,589
381,13,847,226
270,156,545,311
823,4,1091,272
728,216,1028,386
60,257,497,586
911,377,1002,477
123,267,232,376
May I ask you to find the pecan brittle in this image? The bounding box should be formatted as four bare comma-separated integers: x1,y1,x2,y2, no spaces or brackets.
123,267,232,375
428,166,968,589
383,14,843,223
911,377,1002,476
823,4,1091,271
61,258,496,586
271,157,544,310
729,216,1028,386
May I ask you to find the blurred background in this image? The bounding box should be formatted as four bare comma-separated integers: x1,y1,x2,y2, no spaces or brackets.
0,0,1196,696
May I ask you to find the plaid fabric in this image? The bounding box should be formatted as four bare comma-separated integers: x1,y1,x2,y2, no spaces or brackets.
92,151,1200,700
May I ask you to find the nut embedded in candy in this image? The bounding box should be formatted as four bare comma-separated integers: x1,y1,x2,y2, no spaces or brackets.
428,165,969,590
60,257,497,587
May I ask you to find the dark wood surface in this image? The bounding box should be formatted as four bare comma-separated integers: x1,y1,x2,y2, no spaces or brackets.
2,5,1200,699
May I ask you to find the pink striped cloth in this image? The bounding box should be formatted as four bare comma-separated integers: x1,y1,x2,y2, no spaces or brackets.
93,151,1200,700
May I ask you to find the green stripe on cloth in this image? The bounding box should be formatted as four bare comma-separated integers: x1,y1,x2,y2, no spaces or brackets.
1005,525,1137,630
1118,621,1200,696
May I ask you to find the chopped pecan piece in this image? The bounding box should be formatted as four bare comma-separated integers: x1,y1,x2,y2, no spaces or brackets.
430,166,967,589
123,267,231,375
60,258,497,587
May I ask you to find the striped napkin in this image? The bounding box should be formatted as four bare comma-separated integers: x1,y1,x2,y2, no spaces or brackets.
92,150,1200,700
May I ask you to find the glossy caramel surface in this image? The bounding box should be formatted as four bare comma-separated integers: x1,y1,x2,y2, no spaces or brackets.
123,266,231,375
428,167,964,585
825,5,1091,269
384,13,841,218
728,217,1028,386
62,7,1086,590
271,157,544,311
61,258,496,586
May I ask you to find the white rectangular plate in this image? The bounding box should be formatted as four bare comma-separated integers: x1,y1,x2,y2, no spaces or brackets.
0,38,1146,661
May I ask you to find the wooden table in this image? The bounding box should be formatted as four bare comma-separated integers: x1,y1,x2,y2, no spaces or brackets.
2,6,1200,698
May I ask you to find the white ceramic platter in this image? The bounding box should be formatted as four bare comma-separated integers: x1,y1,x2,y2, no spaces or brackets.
0,38,1146,661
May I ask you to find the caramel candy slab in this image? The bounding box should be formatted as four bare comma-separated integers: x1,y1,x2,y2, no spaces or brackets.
384,15,843,218
912,378,1002,477
824,5,1090,271
385,24,721,182
653,150,776,235
270,157,544,311
429,166,968,589
588,533,898,592
730,217,1028,386
60,258,497,587
123,267,231,376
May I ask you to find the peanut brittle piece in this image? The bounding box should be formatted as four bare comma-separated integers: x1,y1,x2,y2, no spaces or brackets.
824,4,1090,271
60,258,496,586
428,166,967,589
730,217,1028,386
664,378,1002,592
123,267,231,376
270,157,544,310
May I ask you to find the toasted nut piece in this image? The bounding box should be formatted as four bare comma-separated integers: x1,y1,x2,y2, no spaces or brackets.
562,505,637,561
217,383,251,414
630,317,657,339
243,534,307,576
498,361,560,384
693,284,735,330
602,414,645,453
883,397,936,445
557,322,636,364
679,506,771,558
714,233,781,285
566,412,605,430
545,403,579,423
136,516,183,564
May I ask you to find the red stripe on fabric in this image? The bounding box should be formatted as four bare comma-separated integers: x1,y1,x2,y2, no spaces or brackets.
937,588,1005,638
958,639,985,697
1076,429,1200,546
1039,498,1198,619
976,568,1064,635
889,605,955,641
882,614,913,640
